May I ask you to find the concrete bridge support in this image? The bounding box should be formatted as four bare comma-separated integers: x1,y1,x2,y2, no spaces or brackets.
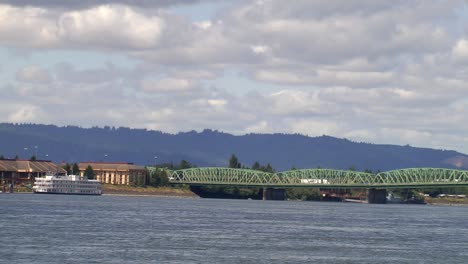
367,189,387,204
262,188,286,200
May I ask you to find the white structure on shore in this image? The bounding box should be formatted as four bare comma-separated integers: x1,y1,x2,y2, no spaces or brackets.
33,175,102,195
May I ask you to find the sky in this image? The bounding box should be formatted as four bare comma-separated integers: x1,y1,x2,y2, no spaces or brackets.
1,0,468,153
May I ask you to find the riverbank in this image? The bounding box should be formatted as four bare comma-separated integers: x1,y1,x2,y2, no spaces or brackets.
102,184,197,197
1,184,197,197
425,197,468,205
4,184,468,203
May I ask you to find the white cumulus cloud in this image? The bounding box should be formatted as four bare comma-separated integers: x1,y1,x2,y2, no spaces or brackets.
141,78,194,93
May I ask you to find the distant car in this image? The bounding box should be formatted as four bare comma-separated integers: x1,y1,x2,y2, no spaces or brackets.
300,179,329,184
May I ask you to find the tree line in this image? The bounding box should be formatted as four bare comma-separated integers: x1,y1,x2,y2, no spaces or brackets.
0,154,38,161
61,163,95,179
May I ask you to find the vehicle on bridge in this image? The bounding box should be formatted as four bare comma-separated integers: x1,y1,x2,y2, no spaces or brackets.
300,179,329,184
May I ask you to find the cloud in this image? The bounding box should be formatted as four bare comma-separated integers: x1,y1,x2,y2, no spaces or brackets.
222,1,455,65
53,62,130,84
4,104,44,123
2,1,458,67
254,69,394,87
16,65,51,83
265,90,333,116
0,5,60,47
58,5,164,49
168,69,219,79
134,20,259,65
3,66,468,152
288,119,342,137
0,0,204,9
0,4,165,49
194,20,213,29
452,39,468,62
141,78,195,93
1,0,468,155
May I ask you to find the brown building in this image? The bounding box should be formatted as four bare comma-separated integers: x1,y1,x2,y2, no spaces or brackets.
0,159,66,184
78,162,147,186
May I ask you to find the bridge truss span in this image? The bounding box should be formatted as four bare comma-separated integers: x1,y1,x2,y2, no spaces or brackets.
169,167,375,188
276,169,373,187
374,168,468,188
167,167,468,188
170,167,272,186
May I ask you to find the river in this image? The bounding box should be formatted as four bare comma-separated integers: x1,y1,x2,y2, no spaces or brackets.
0,194,467,263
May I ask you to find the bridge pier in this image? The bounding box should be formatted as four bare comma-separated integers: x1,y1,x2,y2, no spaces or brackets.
262,188,286,200
367,189,387,204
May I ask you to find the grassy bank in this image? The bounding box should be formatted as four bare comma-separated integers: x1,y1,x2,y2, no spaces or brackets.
0,184,32,193
1,183,197,197
425,197,468,205
103,184,197,197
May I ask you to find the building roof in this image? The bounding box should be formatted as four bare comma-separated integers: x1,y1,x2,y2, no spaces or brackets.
0,159,67,174
79,162,146,171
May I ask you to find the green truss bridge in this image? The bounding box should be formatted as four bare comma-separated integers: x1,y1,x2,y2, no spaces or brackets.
147,167,468,203
164,167,468,189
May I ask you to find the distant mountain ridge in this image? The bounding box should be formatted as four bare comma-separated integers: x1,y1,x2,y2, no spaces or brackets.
0,123,467,172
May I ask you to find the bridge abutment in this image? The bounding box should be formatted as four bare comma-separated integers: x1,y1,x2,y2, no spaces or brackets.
367,189,387,204
262,188,286,200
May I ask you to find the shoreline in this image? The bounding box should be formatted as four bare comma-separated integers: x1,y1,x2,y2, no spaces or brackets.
4,193,468,205
101,184,197,197
2,184,198,197
424,197,468,206
427,203,468,206
426,201,468,206
1,191,196,196
5,187,468,205
102,193,198,198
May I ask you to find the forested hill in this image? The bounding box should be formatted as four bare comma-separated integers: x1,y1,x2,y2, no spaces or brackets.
1,123,467,172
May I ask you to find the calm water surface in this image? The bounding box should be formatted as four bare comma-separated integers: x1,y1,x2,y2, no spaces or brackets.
0,194,467,263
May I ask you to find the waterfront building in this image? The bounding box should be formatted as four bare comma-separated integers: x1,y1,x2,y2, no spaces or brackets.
78,162,147,186
0,159,66,184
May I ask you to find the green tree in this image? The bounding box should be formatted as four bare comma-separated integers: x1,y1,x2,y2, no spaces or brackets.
179,160,192,169
72,163,80,175
252,161,260,170
63,163,71,175
14,155,19,160
265,163,274,173
349,165,356,171
0,155,4,159
229,154,241,168
148,168,170,187
286,188,321,201
30,155,37,161
159,162,175,170
84,165,96,179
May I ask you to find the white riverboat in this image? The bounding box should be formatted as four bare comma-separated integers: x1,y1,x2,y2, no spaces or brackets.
33,175,102,195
